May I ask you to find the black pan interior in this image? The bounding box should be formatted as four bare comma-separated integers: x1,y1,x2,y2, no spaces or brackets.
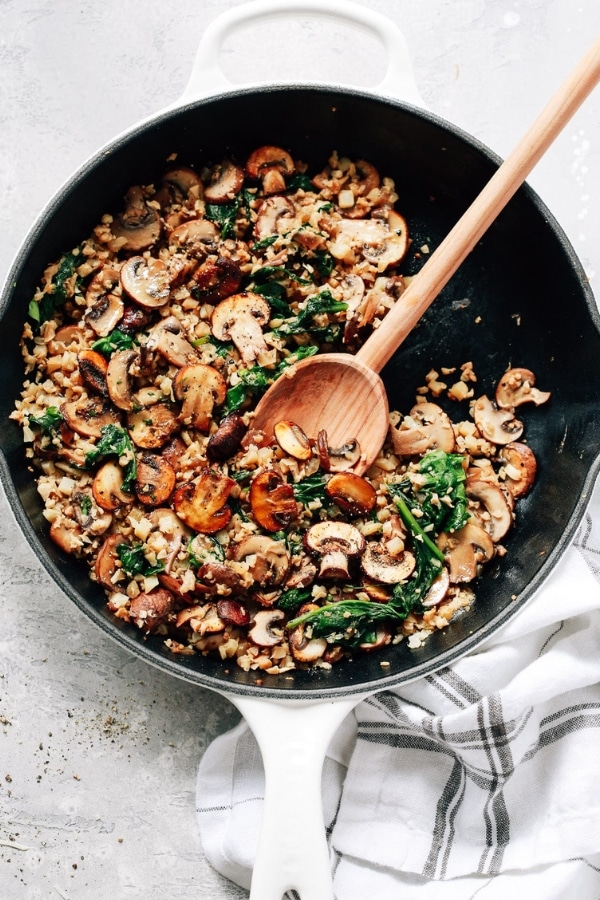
2,86,600,699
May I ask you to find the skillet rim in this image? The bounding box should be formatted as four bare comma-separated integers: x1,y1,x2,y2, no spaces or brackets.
1,83,599,701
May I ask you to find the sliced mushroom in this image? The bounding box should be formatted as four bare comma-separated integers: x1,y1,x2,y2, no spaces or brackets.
92,461,133,511
358,626,392,652
361,542,416,584
331,213,408,271
498,442,538,498
173,468,234,533
146,316,200,368
246,145,295,195
437,522,495,583
129,588,175,634
254,196,296,239
288,604,327,663
127,403,180,449
216,599,250,628
148,508,191,573
85,293,125,337
111,186,161,251
232,535,290,587
466,474,513,542
472,395,524,445
119,303,153,335
273,420,312,461
169,218,220,258
316,430,362,472
421,568,451,608
325,472,377,517
495,367,551,409
135,454,176,507
176,604,226,635
60,398,121,439
198,560,252,595
47,325,87,354
204,159,244,203
206,412,247,462
120,256,171,309
304,520,365,580
85,265,120,306
106,349,140,411
159,167,203,206
390,403,456,457
49,519,84,555
172,363,227,433
95,533,128,590
249,470,299,532
283,557,318,591
78,349,109,396
191,256,242,303
248,609,286,647
211,292,271,366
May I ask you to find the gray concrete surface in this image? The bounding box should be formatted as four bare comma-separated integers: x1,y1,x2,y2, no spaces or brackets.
1,1,599,897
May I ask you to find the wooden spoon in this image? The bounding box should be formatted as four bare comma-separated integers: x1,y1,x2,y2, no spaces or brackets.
247,36,600,474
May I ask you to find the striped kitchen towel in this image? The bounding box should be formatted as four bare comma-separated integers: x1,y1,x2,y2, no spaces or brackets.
197,483,600,899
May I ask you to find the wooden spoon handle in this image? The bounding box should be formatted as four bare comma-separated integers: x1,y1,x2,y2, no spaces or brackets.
356,35,600,375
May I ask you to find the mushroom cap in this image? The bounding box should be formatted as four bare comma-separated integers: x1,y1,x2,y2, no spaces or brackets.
232,535,290,587
248,609,286,647
92,461,133,511
135,454,176,507
106,349,140,411
498,441,538,498
127,403,180,449
111,186,162,251
248,470,299,532
211,292,271,366
78,349,109,396
273,420,313,461
120,256,171,309
172,363,227,433
465,474,513,542
204,159,244,203
437,522,495,583
206,413,247,463
60,398,121,439
472,395,524,445
361,543,416,584
169,218,219,258
146,316,200,368
254,195,296,239
495,367,551,409
390,402,456,457
316,431,362,472
325,471,377,517
304,520,365,556
172,469,234,534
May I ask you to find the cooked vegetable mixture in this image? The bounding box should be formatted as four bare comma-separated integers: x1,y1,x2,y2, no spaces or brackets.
11,147,550,674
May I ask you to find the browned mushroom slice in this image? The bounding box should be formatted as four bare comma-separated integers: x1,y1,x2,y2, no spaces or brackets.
246,145,295,195
421,568,451,608
390,403,456,457
47,325,87,354
191,256,242,303
95,533,129,590
206,412,247,462
304,521,365,580
248,609,286,647
316,430,362,472
78,349,109,396
173,468,235,534
325,472,377,517
332,214,408,270
129,588,175,634
211,292,271,366
146,316,200,368
71,488,113,536
49,519,84,555
465,474,513,541
437,522,495,583
128,403,180,449
273,420,312,461
111,186,161,251
172,363,227,433
159,167,203,206
120,256,171,309
169,218,220,259
253,196,296,240
288,604,328,663
232,535,290,587
204,159,245,203
361,543,416,584
135,454,176,507
495,367,551,409
249,471,299,532
85,265,121,306
92,461,133,511
283,557,318,591
85,293,125,337
472,395,524,445
216,599,250,628
61,398,121,439
119,303,153,335
198,560,251,595
358,626,392,653
498,442,538,498
106,349,140,411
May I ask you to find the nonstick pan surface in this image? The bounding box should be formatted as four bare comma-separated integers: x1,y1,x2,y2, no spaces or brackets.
1,84,600,699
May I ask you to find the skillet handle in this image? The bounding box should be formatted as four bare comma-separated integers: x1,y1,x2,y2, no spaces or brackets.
179,0,424,107
230,694,357,900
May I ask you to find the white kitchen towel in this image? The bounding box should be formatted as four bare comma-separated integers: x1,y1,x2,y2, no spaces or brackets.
196,488,600,898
